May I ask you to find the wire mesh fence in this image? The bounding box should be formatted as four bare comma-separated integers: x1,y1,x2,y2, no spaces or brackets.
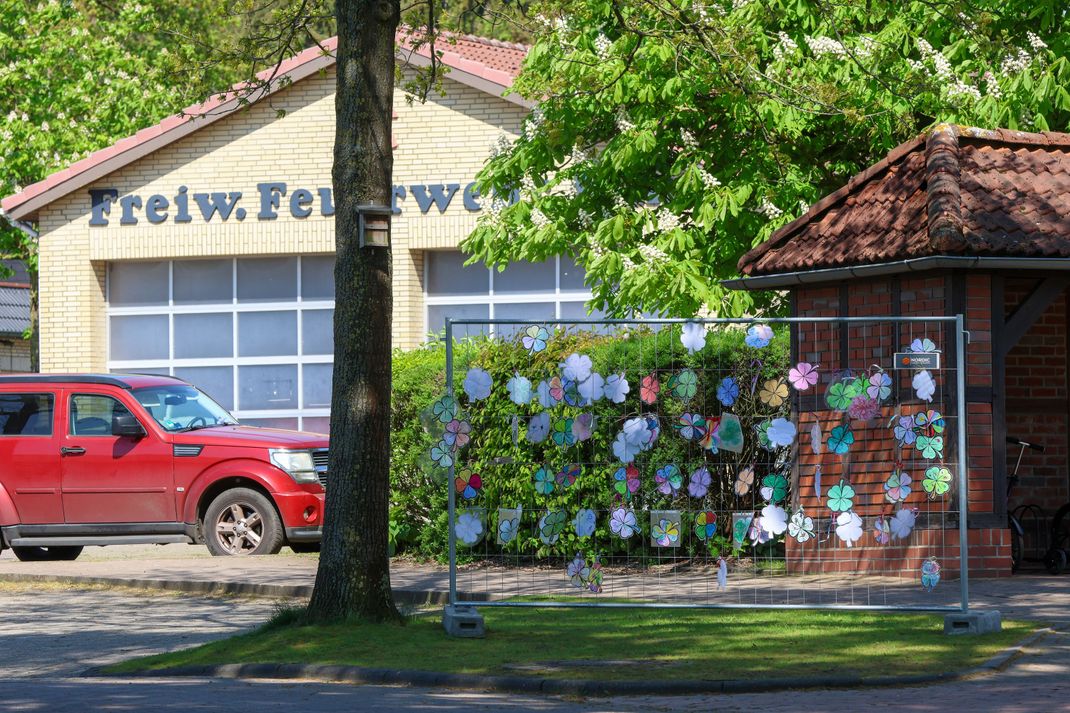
439,317,968,612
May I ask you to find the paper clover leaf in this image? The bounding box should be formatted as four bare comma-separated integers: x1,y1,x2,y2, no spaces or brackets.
560,353,593,383
463,368,492,401
655,464,683,495
522,325,550,354
759,379,789,408
667,369,699,401
680,321,708,354
552,417,576,447
827,423,855,455
613,464,640,501
754,419,774,451
538,509,568,544
574,508,597,538
454,468,482,500
923,466,953,499
910,337,937,353
432,395,458,424
717,377,740,407
914,409,946,436
789,362,820,391
826,479,855,512
567,553,591,588
577,372,605,404
612,431,640,463
527,412,551,443
497,514,520,545
571,412,595,442
536,378,562,408
556,463,581,489
894,415,917,447
916,435,944,459
734,465,755,497
921,558,941,592
533,465,556,495
835,511,863,547
622,416,654,447
676,413,708,441
694,511,717,541
760,473,788,504
867,371,893,402
430,440,454,469
873,516,891,545
652,517,681,547
455,512,484,546
789,509,815,543
745,323,774,348
890,508,917,539
884,469,912,503
767,417,797,447
688,466,711,499
760,504,788,537
506,374,533,405
443,419,471,451
640,374,660,404
604,372,630,403
610,507,639,539
913,370,936,402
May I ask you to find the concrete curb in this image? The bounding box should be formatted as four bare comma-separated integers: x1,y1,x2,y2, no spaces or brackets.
86,627,1053,696
0,572,489,607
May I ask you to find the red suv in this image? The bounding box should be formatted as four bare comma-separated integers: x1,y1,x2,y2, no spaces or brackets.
0,374,327,560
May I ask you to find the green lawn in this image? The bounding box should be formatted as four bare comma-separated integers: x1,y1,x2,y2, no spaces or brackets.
106,604,1034,682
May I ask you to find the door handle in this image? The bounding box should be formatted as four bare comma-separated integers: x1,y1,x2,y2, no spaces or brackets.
60,446,86,456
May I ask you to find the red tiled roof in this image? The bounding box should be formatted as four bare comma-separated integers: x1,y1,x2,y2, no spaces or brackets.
738,126,1070,277
1,32,529,220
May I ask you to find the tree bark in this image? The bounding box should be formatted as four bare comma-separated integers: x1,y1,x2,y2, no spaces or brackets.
306,0,401,623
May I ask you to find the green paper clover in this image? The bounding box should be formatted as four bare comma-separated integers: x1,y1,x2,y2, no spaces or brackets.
760,473,788,504
826,479,855,512
923,466,953,499
668,369,699,401
916,435,943,459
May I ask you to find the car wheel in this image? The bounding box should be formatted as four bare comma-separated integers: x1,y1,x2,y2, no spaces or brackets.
289,542,320,554
11,546,83,562
203,488,284,556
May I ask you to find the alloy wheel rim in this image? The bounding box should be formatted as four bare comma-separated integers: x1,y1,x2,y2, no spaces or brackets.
214,502,263,554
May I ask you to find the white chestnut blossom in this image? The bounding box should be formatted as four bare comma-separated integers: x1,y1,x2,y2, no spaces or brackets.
698,164,721,189
1027,32,1047,51
656,208,680,232
805,35,848,59
615,108,635,133
772,32,798,62
594,33,611,60
523,107,544,141
983,71,1002,99
531,207,551,229
638,244,669,265
758,199,783,219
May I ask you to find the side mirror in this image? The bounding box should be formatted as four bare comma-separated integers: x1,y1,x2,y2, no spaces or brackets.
112,411,147,438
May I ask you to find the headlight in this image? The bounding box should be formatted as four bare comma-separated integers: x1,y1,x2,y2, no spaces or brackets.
269,449,319,484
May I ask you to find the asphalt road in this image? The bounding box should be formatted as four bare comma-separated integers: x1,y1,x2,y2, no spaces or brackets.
0,584,1068,711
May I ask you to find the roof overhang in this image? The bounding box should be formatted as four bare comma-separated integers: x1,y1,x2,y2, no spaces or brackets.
723,255,1070,291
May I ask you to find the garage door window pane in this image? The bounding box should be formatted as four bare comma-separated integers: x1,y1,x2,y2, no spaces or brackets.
174,259,233,304
302,310,333,355
238,311,297,357
426,304,489,340
494,302,556,338
426,252,488,296
559,255,587,291
303,364,333,409
243,417,299,430
237,258,297,302
110,315,168,360
301,256,335,300
174,313,233,359
239,365,298,410
109,262,168,306
174,366,234,410
494,259,555,293
303,416,330,434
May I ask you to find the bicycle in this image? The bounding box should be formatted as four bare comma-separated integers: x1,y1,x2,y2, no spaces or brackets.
1007,436,1046,573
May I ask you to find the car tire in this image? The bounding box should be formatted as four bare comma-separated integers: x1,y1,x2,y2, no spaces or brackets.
11,546,83,562
203,488,284,556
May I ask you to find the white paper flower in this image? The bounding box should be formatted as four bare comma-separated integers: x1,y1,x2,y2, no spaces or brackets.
561,353,593,382
574,508,597,538
760,504,788,536
913,370,936,402
506,375,532,405
604,372,630,403
622,416,652,446
455,512,483,545
680,322,707,354
578,372,605,403
767,418,797,447
890,508,917,540
526,412,550,443
835,511,863,547
463,368,492,401
612,431,641,463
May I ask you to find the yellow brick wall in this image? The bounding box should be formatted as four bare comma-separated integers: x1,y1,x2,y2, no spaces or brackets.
36,66,525,372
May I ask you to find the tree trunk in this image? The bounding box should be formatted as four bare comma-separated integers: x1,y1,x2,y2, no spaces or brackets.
28,265,38,373
306,0,401,623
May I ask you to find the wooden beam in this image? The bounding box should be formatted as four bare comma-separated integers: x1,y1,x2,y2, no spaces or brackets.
1001,276,1070,356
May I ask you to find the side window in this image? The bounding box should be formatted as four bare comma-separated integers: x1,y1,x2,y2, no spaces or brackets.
70,394,133,437
0,394,55,436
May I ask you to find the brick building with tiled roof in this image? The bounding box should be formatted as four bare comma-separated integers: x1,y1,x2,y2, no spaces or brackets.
0,260,31,373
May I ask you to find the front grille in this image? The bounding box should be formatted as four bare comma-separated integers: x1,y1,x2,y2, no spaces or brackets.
312,449,328,489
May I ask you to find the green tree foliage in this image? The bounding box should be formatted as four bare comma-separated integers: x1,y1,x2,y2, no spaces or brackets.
464,1,1070,318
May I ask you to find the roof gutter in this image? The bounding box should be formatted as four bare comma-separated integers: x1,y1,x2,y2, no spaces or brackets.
721,255,1070,291
0,208,38,241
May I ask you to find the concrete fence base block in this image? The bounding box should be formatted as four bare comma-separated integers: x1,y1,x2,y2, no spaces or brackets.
443,605,485,638
944,610,1002,635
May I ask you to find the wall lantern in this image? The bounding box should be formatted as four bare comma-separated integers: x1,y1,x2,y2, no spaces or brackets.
357,204,392,249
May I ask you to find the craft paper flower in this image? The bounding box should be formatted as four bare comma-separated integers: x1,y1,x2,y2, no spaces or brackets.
622,416,653,446
835,511,863,547
914,409,946,437
556,463,581,489
810,421,823,455
571,413,595,442
642,414,661,448
527,412,551,443
921,558,941,592
604,372,630,403
538,509,568,544
432,395,458,424
688,466,712,499
536,378,562,408
754,420,774,451
463,368,492,401
847,396,880,421
587,557,605,593
761,504,788,537
680,322,707,354
552,417,576,447
894,415,917,446
767,418,797,447
454,468,482,500
506,375,533,405
873,516,891,545
789,509,815,543
562,378,584,407
610,507,639,539
734,465,755,497
676,413,708,441
498,516,520,544
668,369,699,401
442,419,471,451
699,416,720,451
533,466,556,495
640,374,660,404
652,518,680,547
749,516,771,545
759,379,789,408
430,440,454,468
694,511,717,541
789,362,820,391
867,372,893,402
655,464,683,495
717,377,739,407
613,464,640,501
827,424,855,455
891,508,917,539
567,554,590,588
522,325,550,354
923,466,952,499
884,469,912,503
916,435,944,459
826,479,855,512
732,516,752,546
578,372,605,404
910,337,937,353
561,353,593,383
745,323,774,348
913,370,936,402
574,509,596,538
760,473,788,504
455,512,483,546
612,432,640,463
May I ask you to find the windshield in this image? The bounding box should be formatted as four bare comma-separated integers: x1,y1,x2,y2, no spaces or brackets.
131,385,238,432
